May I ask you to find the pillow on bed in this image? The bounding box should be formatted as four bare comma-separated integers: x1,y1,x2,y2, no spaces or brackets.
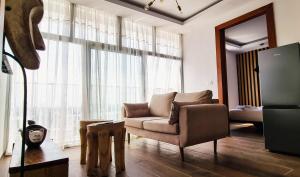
236,105,257,110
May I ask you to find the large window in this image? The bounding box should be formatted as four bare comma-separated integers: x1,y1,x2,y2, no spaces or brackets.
7,0,183,149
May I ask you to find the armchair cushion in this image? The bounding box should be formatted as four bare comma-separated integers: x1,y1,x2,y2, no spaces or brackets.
149,92,177,117
123,103,149,118
174,90,213,103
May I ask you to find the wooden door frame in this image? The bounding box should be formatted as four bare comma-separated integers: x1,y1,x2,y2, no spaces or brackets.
215,3,277,106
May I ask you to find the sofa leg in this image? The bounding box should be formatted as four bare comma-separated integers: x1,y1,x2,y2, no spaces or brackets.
179,147,184,161
127,133,130,144
214,140,217,155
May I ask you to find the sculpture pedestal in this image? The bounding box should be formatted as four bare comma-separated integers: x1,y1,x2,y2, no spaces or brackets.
9,141,69,177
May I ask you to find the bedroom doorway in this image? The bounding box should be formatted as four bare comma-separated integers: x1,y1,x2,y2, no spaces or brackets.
225,15,270,130
215,3,277,106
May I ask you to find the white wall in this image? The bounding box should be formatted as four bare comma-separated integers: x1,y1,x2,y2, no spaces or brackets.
226,51,239,109
183,0,300,98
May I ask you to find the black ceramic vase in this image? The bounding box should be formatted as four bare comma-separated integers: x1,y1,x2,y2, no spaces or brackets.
24,120,47,148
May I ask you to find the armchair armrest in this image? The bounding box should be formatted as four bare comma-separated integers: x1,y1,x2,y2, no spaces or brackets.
179,104,229,147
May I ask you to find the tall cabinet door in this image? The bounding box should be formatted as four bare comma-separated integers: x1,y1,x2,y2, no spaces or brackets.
258,43,300,106
263,108,300,155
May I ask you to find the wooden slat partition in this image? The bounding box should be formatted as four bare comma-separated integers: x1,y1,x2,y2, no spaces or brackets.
236,48,268,106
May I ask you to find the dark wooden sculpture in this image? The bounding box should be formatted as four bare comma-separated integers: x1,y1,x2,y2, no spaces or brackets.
4,0,45,69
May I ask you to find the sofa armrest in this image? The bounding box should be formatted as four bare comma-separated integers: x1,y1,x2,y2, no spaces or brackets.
121,106,127,118
121,103,150,118
179,104,229,147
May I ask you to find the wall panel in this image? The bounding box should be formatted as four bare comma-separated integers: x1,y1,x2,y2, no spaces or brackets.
236,48,267,106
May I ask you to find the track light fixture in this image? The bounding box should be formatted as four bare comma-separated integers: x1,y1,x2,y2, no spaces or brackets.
144,0,182,13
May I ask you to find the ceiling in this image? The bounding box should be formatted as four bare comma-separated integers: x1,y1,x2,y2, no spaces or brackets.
69,0,224,25
68,0,263,33
225,15,269,53
120,0,223,21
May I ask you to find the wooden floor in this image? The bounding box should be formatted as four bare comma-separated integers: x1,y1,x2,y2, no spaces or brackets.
1,123,300,177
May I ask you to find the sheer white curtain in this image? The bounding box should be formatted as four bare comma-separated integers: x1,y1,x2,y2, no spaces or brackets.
7,0,83,150
146,56,182,100
0,72,10,157
156,30,182,57
84,17,146,120
74,5,118,44
39,0,71,36
122,18,153,51
146,30,182,99
89,50,144,120
8,39,83,150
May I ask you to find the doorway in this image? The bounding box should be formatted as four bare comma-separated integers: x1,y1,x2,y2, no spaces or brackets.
215,3,277,106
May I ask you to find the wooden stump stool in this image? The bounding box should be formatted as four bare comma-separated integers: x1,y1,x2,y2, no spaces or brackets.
82,121,126,177
80,120,110,165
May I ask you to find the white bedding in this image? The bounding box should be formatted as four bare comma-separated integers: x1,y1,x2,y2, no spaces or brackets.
229,107,263,122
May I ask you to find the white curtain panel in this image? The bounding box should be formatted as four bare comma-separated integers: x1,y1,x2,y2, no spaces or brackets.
156,30,182,57
89,50,144,120
0,72,10,157
89,18,148,120
146,30,182,100
8,39,83,151
146,56,182,100
39,0,71,36
74,5,118,45
122,18,153,51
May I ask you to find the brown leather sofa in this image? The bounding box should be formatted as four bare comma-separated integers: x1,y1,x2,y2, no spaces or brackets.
122,91,229,161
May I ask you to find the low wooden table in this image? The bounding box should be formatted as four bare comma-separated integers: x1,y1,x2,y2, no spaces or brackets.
9,140,69,177
80,120,110,164
80,120,126,176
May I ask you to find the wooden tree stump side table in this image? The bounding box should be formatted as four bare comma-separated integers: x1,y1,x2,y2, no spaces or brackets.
80,120,111,165
83,121,126,177
112,121,126,173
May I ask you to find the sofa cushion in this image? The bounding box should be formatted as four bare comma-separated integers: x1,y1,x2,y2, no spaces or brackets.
143,119,179,135
123,103,149,118
169,101,200,125
149,92,177,117
124,117,165,129
174,90,213,103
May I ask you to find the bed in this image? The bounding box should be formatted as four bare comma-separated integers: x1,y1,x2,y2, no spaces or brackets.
229,106,263,127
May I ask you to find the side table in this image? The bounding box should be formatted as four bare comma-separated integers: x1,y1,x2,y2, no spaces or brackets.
80,120,126,177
